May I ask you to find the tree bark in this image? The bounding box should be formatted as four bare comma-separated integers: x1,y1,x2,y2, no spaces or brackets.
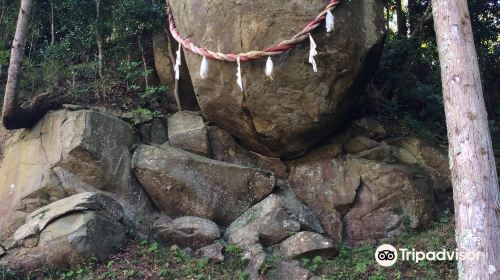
431,0,500,279
1,0,66,129
96,0,104,79
395,0,408,36
0,0,5,27
408,0,418,33
138,35,149,89
50,0,55,45
2,0,32,128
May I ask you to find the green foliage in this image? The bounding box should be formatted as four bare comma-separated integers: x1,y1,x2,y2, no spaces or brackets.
369,0,499,151
0,0,171,115
0,266,17,280
126,108,163,126
301,256,326,274
148,241,159,253
260,255,279,276
224,243,248,274
0,49,10,65
59,265,94,280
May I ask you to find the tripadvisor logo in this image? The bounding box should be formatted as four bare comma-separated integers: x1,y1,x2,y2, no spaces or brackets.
375,244,398,267
374,244,482,267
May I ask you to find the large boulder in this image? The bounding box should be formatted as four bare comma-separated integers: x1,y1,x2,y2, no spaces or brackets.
0,109,156,237
169,0,385,157
225,189,324,243
0,193,125,273
132,144,275,225
288,157,437,245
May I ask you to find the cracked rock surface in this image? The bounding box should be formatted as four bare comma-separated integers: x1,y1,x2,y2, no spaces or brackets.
0,110,155,237
0,193,125,272
169,0,385,158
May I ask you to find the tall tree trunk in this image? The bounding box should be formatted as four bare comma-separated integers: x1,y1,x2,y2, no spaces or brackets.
395,0,408,36
408,0,418,33
137,35,149,89
50,0,55,45
431,0,500,279
2,0,67,129
2,0,32,127
0,0,5,28
96,0,104,79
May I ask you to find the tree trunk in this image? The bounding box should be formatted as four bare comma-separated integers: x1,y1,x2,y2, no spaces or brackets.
2,0,32,128
1,0,67,129
395,0,408,36
0,0,5,27
137,35,149,89
408,0,418,33
50,0,55,45
431,0,500,279
96,0,104,79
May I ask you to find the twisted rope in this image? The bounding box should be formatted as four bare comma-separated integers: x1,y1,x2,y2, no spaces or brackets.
166,0,341,62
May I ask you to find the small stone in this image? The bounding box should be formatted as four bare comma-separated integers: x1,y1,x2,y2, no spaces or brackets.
194,242,224,263
149,118,169,144
272,260,311,280
153,216,220,249
277,231,337,260
168,111,209,156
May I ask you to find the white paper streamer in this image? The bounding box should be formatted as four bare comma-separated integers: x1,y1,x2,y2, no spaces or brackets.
308,34,318,73
236,56,243,91
265,57,274,78
174,42,182,80
200,56,209,80
326,10,335,32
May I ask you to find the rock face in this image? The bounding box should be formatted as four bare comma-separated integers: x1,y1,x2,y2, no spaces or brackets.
287,121,449,246
152,32,199,110
225,190,326,279
169,0,385,157
0,109,156,237
208,125,288,178
226,190,324,243
138,118,169,145
153,216,220,249
132,144,275,225
289,158,437,245
0,193,125,272
168,111,209,156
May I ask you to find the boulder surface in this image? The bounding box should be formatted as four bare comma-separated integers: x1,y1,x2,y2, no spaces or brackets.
153,216,220,249
132,144,275,225
0,193,125,273
169,0,385,157
0,110,155,237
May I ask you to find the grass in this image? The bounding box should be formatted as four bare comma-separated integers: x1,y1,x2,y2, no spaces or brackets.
3,212,457,280
305,211,457,280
